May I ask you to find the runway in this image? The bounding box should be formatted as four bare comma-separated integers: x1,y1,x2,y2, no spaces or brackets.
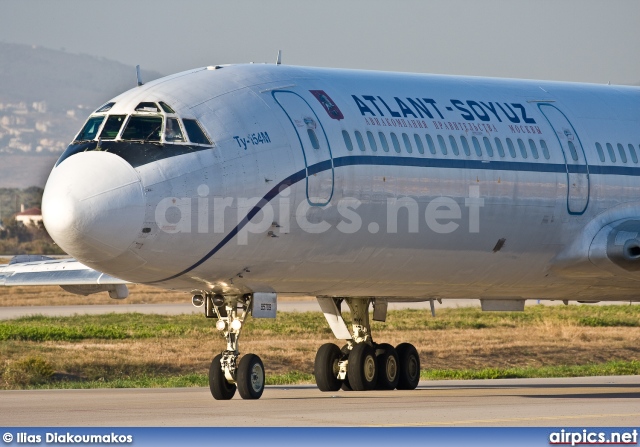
2,298,628,320
1,376,639,426
0,299,482,320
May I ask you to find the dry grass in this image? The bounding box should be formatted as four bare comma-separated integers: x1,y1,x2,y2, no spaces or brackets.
2,314,639,387
0,283,315,307
0,284,189,306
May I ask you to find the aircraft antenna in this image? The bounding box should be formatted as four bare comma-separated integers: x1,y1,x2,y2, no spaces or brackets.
136,65,144,87
276,50,282,65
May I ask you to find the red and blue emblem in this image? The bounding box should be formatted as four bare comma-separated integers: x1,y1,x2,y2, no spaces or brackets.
309,90,344,120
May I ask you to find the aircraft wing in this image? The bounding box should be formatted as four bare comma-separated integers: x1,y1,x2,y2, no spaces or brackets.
0,255,130,298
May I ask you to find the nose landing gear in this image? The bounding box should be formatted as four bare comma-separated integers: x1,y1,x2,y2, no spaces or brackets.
200,292,268,400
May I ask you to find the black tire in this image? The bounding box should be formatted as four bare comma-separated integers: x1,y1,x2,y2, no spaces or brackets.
396,343,420,390
339,344,353,391
375,343,399,390
314,343,342,392
237,354,265,399
347,343,377,391
209,354,236,400
341,375,353,391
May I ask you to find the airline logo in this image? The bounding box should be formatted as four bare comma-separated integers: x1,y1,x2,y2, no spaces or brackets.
310,90,344,120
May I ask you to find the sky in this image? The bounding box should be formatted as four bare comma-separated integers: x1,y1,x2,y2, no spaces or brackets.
1,0,639,84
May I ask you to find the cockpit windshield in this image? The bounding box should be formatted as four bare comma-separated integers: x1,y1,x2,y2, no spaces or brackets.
165,118,185,142
99,115,126,140
75,116,105,141
121,115,162,142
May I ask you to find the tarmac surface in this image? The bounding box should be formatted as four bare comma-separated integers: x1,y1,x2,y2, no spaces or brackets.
0,299,482,319
1,376,639,426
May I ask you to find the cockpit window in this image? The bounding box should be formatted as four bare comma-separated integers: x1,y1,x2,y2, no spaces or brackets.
121,115,162,142
165,118,185,142
182,119,212,145
135,102,160,113
159,102,176,113
95,102,115,113
75,116,104,141
99,115,126,140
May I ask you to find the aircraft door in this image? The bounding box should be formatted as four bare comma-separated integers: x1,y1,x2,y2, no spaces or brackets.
273,91,334,206
538,104,590,215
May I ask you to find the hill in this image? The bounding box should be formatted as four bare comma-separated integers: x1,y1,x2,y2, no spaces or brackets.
0,42,162,187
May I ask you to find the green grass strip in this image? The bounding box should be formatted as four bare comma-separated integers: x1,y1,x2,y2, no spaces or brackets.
2,305,640,342
421,360,640,380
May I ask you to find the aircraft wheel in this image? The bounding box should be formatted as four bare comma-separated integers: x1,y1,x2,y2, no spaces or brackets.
237,354,265,399
314,343,342,392
340,344,353,391
209,354,236,400
347,343,377,391
396,343,420,390
375,343,399,390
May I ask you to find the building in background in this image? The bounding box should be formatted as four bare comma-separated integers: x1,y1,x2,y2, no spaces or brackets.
15,205,42,226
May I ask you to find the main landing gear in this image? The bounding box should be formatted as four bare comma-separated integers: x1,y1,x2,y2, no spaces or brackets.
313,297,420,392
195,292,267,400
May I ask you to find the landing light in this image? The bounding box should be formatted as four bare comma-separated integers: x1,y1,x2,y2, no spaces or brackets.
230,319,242,331
216,320,226,331
192,294,204,307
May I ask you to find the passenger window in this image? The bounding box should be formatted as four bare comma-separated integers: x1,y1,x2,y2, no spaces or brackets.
606,143,616,162
628,144,638,163
425,134,436,154
402,133,413,153
121,115,162,142
528,139,539,159
135,102,160,112
342,130,354,151
448,135,460,156
460,136,471,156
366,131,378,152
95,102,115,113
183,119,212,145
482,137,494,157
595,143,605,162
355,131,366,152
517,139,528,159
494,138,505,157
159,102,176,113
308,129,321,149
617,143,627,163
413,134,424,154
379,132,390,152
472,137,483,156
506,138,517,158
75,116,105,141
540,140,550,159
437,135,448,155
99,115,126,140
390,133,401,153
567,141,579,161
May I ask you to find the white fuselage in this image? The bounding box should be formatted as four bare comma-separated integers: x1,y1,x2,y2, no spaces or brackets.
41,64,640,301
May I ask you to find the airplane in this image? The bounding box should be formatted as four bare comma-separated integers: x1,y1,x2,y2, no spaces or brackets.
1,59,639,400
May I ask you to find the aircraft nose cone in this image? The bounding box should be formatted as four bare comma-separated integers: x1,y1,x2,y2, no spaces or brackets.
42,152,145,263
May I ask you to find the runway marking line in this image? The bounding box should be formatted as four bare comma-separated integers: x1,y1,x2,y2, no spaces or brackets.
371,413,640,427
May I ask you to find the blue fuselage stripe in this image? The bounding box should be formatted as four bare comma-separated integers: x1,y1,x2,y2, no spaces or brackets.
145,154,640,284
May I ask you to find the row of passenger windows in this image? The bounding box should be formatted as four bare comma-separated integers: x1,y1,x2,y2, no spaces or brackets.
342,130,551,161
596,142,640,164
341,129,640,166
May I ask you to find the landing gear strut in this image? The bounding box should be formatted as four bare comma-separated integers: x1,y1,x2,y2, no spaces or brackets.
313,297,420,392
200,292,266,400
